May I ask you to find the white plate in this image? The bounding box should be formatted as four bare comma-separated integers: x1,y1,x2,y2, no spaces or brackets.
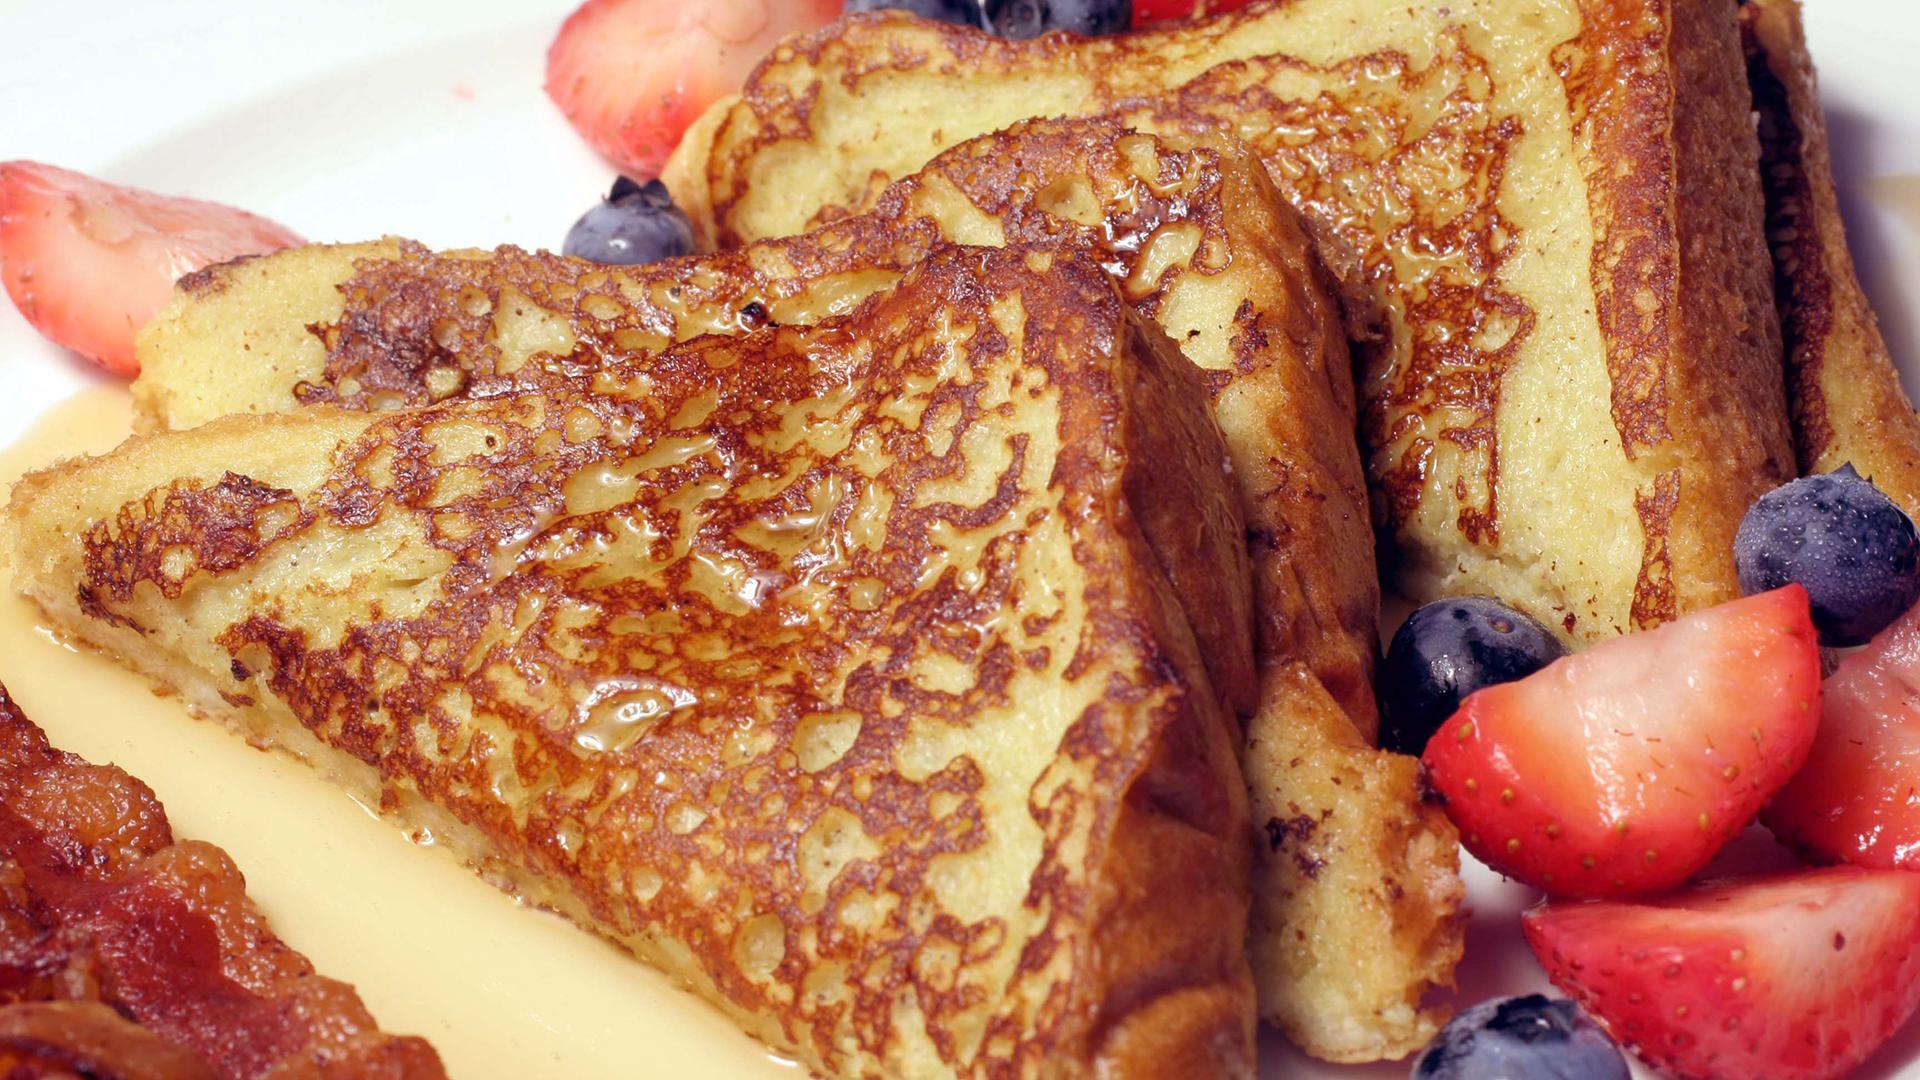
0,1,1916,1077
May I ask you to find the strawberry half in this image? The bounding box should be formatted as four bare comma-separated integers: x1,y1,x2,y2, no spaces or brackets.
545,0,840,180
1423,586,1821,897
1766,598,1920,869
0,162,300,377
1524,867,1920,1080
1132,0,1259,25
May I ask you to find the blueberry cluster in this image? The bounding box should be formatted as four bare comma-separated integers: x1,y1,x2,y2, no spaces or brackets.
843,0,1129,37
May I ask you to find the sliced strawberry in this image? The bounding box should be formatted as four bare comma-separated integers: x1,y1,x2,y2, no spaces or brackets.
1524,867,1920,1080
1766,599,1920,869
1131,0,1259,25
545,0,840,180
1423,586,1821,897
0,162,300,377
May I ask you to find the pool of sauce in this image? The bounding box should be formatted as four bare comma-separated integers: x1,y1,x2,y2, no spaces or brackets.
0,386,798,1078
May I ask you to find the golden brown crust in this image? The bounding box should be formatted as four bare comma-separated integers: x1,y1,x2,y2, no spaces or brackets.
0,685,446,1080
1558,0,1796,627
16,246,1258,1079
667,0,1796,647
1065,268,1259,1080
1659,0,1798,619
134,116,1428,1064
136,118,1377,737
1740,0,1920,512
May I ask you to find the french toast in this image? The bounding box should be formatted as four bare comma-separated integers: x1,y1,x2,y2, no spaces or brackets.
6,245,1263,1079
665,0,1799,641
1740,0,1920,517
135,118,1353,721
132,118,1465,1060
0,683,446,1080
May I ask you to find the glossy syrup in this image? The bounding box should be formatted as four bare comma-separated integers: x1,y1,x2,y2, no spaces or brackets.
0,386,799,1078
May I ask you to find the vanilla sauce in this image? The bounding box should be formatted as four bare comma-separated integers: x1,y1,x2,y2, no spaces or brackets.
0,386,798,1078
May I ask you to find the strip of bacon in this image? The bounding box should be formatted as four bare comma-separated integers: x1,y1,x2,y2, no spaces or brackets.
0,683,446,1080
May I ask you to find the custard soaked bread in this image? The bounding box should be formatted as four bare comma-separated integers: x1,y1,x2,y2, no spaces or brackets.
1740,0,1920,518
666,0,1798,641
138,119,1357,720
133,118,1465,1060
7,246,1262,1079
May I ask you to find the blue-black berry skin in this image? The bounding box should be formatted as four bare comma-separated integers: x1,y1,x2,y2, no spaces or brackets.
984,0,1129,36
1380,596,1566,756
843,0,986,26
1411,996,1629,1080
843,0,1129,36
561,178,694,267
1733,464,1920,646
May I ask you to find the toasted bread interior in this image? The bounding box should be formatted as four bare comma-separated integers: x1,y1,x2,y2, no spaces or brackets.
9,246,1259,1079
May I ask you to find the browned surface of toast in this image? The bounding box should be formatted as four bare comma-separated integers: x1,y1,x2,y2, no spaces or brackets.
1242,666,1461,1062
668,0,1798,642
0,685,446,1080
141,120,1369,730
11,246,1259,1079
1741,0,1920,513
133,118,1465,1060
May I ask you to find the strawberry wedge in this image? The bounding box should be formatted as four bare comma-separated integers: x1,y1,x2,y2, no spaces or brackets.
546,0,840,179
1525,867,1920,1080
1766,599,1920,868
0,162,300,376
1424,586,1821,897
1132,0,1259,25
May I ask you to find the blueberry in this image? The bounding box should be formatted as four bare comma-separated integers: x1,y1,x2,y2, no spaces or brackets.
842,0,1128,36
1380,596,1566,756
1411,995,1629,1080
984,0,1129,36
842,0,986,27
561,178,694,266
1734,464,1920,646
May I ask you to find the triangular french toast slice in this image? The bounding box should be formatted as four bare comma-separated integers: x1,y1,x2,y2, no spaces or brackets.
136,117,1355,724
666,0,1799,643
134,117,1464,1060
131,118,1465,1060
6,245,1259,1079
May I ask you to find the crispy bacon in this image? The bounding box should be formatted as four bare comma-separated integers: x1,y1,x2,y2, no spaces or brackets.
0,684,445,1079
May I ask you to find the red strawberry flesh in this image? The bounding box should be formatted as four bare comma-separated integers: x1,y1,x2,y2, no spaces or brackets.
544,0,840,180
1524,866,1920,1080
1132,0,1259,25
0,162,300,377
1766,599,1920,869
1423,586,1821,897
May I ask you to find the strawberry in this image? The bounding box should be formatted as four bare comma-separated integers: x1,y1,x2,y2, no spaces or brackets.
545,0,840,180
0,162,300,377
1423,586,1821,897
1765,598,1920,869
1131,0,1259,24
1523,867,1920,1080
